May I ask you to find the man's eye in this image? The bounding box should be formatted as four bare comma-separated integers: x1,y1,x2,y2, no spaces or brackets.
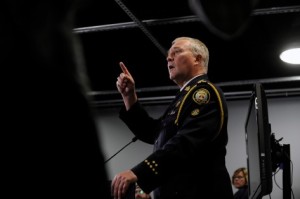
174,50,181,54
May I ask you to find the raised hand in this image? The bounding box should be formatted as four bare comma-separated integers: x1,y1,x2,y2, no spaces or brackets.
116,62,137,110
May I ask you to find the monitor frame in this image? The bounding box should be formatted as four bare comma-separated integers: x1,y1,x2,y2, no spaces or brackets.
245,83,273,199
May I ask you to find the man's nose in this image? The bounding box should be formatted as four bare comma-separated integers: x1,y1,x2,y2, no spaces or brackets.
167,56,173,62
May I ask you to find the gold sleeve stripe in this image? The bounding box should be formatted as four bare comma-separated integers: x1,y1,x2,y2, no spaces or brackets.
175,84,198,126
207,82,224,140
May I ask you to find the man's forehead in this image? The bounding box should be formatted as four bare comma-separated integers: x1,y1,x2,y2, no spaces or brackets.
170,40,188,49
173,39,188,45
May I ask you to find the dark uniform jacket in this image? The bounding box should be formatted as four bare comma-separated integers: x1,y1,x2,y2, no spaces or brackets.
119,75,233,199
234,186,249,199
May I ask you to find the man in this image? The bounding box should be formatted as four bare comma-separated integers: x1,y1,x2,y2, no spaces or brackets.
112,37,233,199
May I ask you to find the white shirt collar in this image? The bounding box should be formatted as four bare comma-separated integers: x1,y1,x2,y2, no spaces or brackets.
180,75,201,92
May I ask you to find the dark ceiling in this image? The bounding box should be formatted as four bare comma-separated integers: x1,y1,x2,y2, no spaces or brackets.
74,0,300,103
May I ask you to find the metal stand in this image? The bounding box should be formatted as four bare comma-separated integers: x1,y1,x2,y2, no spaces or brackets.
282,144,291,199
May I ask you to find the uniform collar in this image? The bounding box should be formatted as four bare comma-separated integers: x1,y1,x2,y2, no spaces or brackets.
180,74,208,92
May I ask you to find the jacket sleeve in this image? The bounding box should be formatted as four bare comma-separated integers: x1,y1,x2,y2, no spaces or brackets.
119,101,161,144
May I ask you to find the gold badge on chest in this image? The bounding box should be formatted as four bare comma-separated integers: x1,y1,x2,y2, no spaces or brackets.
191,108,200,116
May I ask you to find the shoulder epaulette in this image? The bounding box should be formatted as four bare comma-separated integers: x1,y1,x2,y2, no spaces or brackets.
174,80,208,125
174,80,225,140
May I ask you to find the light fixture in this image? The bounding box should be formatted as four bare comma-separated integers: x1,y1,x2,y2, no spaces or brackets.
280,47,300,65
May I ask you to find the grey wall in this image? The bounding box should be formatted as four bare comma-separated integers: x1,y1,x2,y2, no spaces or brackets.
96,96,300,199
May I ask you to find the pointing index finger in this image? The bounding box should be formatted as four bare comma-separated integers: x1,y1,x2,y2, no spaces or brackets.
119,62,130,75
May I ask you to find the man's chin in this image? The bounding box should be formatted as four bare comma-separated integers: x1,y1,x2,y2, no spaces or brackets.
169,74,176,81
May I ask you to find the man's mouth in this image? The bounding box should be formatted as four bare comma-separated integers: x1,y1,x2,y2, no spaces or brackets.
168,65,175,70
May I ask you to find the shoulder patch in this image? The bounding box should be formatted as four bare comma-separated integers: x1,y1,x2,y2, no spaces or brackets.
192,88,210,105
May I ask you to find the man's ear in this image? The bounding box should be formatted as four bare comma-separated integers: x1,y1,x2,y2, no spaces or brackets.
195,54,202,64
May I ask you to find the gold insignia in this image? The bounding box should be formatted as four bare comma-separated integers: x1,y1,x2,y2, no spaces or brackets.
169,110,176,115
144,159,159,175
185,86,190,91
191,108,200,116
197,80,207,84
192,88,210,105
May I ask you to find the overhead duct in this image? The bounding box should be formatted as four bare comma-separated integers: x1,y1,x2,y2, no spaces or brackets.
188,0,260,40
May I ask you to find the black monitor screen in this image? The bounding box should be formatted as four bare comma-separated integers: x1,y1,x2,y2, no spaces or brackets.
245,83,273,199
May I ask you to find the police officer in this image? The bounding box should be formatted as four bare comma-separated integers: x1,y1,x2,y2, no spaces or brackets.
112,37,233,199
